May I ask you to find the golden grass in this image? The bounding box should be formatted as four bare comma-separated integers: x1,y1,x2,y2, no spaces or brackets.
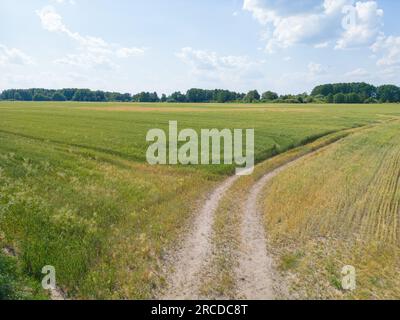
261,120,400,299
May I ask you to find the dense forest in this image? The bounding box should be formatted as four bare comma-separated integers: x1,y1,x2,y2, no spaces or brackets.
1,83,400,104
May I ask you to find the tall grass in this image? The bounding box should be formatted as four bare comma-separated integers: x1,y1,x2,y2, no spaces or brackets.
262,120,400,299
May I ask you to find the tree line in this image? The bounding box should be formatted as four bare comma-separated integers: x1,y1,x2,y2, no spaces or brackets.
1,83,399,104
311,83,400,103
0,88,133,102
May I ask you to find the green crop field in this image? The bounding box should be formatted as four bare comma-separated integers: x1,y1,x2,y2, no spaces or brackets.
0,101,399,299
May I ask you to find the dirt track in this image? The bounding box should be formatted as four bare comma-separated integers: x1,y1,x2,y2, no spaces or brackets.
160,139,342,300
160,176,239,300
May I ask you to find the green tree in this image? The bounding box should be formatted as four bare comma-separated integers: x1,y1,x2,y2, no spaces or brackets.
33,93,51,101
346,93,361,103
311,82,377,101
333,93,346,104
262,91,278,101
377,85,400,103
14,92,23,101
133,92,159,102
168,91,186,103
52,92,67,101
186,88,207,102
72,89,95,101
364,97,378,104
244,90,260,103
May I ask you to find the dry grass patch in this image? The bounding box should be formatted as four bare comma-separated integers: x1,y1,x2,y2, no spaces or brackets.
262,120,400,299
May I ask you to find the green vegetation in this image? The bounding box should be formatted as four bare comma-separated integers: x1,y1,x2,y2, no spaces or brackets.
312,82,400,104
261,120,400,299
0,101,399,299
2,82,400,104
0,253,46,300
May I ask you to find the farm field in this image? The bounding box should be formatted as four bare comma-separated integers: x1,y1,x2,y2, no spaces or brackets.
261,119,400,299
0,101,400,299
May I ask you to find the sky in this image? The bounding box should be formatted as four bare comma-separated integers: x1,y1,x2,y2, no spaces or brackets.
0,0,399,94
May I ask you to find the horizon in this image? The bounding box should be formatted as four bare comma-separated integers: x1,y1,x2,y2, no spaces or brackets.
0,80,398,97
1,0,400,95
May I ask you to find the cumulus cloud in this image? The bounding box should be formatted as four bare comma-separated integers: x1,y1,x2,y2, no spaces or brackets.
0,44,34,66
335,1,383,49
243,0,384,52
324,0,353,15
345,67,370,77
36,5,67,32
314,41,330,48
54,53,118,70
36,6,144,69
371,35,400,67
116,47,145,58
308,62,326,75
176,47,264,83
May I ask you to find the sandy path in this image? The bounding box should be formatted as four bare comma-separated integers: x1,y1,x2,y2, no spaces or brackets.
161,175,240,300
235,145,334,299
236,164,291,300
161,140,340,300
161,161,294,300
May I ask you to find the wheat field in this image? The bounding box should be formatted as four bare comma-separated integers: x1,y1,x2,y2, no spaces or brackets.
262,119,400,299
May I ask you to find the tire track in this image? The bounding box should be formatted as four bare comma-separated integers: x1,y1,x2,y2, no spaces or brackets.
235,146,339,299
236,164,289,299
161,175,239,300
160,123,380,300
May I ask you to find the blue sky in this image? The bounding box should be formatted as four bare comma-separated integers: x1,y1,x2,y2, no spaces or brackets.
0,0,399,94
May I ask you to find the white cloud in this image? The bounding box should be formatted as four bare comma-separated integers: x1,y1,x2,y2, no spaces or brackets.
371,35,400,67
177,47,255,71
335,1,383,49
116,47,145,58
36,6,144,69
345,67,369,77
243,0,279,25
36,6,68,32
377,66,400,79
176,47,264,83
324,0,353,15
308,62,326,75
271,14,324,51
0,44,34,66
314,41,330,48
0,71,109,93
243,0,384,52
54,53,117,70
275,67,329,94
